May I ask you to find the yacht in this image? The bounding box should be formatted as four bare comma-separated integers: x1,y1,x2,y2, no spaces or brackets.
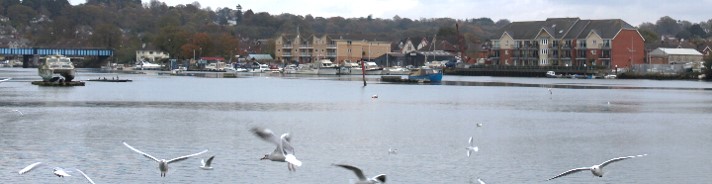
315,59,338,75
38,55,76,82
134,60,162,70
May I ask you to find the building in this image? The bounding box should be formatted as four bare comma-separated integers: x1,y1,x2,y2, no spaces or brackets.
136,50,169,62
648,48,703,64
702,46,711,57
274,34,390,64
490,18,644,69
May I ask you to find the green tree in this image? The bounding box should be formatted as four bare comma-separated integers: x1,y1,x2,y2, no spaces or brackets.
704,56,712,80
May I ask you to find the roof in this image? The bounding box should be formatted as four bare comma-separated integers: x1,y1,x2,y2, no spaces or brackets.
247,54,273,60
496,18,635,40
652,48,703,56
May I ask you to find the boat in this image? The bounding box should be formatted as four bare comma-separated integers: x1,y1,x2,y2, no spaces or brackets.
383,66,411,75
604,74,617,79
349,61,383,75
545,71,562,78
134,60,162,70
38,55,76,82
315,59,338,75
407,67,442,82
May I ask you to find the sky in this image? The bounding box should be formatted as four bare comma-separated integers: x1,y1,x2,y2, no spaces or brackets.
68,0,712,26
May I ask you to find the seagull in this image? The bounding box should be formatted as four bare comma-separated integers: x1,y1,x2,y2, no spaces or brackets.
476,123,483,127
75,169,96,184
477,178,486,184
332,164,386,184
466,136,479,157
547,154,647,181
371,94,378,99
388,148,398,155
122,142,208,177
200,155,215,170
548,88,552,94
0,78,10,83
250,127,302,171
19,162,71,177
12,109,23,116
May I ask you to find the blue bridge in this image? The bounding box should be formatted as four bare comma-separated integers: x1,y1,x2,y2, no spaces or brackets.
0,47,113,67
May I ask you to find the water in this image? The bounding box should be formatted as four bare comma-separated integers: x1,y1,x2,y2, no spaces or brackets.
2,68,712,183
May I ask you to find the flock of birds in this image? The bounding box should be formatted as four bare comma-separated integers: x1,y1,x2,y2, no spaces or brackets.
15,122,648,183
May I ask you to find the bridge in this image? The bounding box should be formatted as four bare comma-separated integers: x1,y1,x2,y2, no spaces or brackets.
0,47,113,67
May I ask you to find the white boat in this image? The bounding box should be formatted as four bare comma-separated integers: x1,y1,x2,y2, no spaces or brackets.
604,74,617,79
282,64,299,74
249,63,269,73
134,60,162,70
383,66,411,75
349,61,383,75
38,55,76,82
294,63,319,75
545,71,562,78
315,59,338,75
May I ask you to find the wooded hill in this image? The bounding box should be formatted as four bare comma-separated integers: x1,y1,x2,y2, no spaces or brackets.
0,0,709,65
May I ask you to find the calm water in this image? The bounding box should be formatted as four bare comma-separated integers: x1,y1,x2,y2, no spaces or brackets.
1,68,712,184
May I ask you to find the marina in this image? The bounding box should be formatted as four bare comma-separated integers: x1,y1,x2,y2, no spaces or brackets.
2,68,712,183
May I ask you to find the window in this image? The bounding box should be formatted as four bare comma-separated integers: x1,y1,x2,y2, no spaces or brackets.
541,39,548,45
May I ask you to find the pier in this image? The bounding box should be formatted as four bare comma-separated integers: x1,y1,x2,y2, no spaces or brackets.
444,66,608,77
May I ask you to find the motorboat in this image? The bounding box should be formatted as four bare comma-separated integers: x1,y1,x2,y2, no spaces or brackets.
134,60,162,70
38,55,76,82
407,67,442,82
350,61,383,75
383,66,411,75
315,59,338,75
546,71,561,78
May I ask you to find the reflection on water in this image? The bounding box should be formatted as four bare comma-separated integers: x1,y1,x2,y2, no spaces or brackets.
2,68,712,183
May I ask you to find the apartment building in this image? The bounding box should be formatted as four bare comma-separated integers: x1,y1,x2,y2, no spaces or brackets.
275,34,390,64
490,18,645,69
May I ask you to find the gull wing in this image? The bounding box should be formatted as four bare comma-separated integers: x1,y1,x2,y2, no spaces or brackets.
250,127,280,145
468,136,474,146
18,162,44,175
167,149,208,164
333,164,367,181
75,169,96,184
280,133,295,155
600,154,647,168
122,142,159,162
547,167,590,180
284,154,302,167
204,155,215,167
372,174,387,183
477,178,486,184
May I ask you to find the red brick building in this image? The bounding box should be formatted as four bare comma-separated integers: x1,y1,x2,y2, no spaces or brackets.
489,18,645,69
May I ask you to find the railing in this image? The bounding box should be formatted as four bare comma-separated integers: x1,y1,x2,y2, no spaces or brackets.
282,45,292,48
327,44,336,48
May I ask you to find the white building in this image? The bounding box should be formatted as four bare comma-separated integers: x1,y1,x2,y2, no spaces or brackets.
135,50,170,62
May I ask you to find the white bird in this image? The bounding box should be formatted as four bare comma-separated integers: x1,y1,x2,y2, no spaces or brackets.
477,178,486,184
548,88,552,94
0,78,10,83
466,136,479,157
75,169,96,184
476,123,483,127
547,154,647,180
122,142,208,177
371,94,378,99
200,155,215,170
12,109,23,116
333,164,386,184
250,127,302,171
388,148,398,155
18,162,72,177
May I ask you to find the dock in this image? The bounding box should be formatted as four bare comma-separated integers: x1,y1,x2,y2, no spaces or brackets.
31,81,85,86
87,79,132,82
381,75,432,83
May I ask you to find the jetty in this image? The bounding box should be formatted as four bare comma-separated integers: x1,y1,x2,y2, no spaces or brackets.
31,81,85,86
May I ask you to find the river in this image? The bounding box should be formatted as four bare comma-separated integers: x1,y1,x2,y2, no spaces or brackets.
1,68,712,183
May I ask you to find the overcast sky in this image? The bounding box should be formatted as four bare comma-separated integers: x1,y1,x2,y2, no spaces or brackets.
69,0,711,26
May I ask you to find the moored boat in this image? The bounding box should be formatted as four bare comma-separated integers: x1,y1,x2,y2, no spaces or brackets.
407,67,442,82
38,55,76,82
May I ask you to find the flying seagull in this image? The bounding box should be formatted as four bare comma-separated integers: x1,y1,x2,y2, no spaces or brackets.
200,155,215,170
0,78,10,83
332,164,386,184
547,154,647,181
250,127,302,171
122,142,208,177
466,136,479,157
477,178,486,184
548,88,552,95
18,162,71,177
388,148,398,155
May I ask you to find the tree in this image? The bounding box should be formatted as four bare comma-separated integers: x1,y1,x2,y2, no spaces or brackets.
655,16,682,36
687,24,706,38
704,56,712,80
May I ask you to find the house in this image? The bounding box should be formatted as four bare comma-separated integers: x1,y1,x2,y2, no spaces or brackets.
136,50,169,63
648,48,703,64
702,46,711,57
403,50,456,67
274,34,390,64
489,18,645,69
